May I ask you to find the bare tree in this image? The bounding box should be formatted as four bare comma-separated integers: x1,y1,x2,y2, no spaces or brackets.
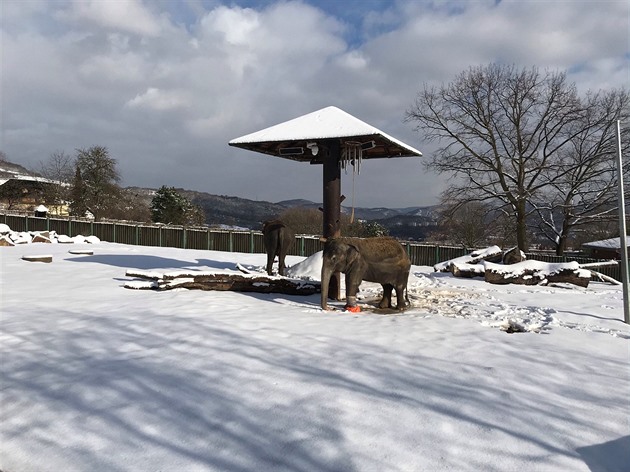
406,64,586,251
39,151,74,213
108,188,152,223
278,207,367,237
39,151,74,183
437,201,490,248
530,89,630,254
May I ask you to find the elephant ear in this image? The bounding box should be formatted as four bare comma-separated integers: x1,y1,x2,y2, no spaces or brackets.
346,242,362,262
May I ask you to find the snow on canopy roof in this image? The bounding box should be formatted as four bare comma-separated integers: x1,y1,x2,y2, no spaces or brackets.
229,106,422,162
582,236,630,250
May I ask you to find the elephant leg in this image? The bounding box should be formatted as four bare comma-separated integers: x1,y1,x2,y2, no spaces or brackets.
394,284,407,310
379,284,394,309
278,254,286,276
266,252,275,276
345,273,360,308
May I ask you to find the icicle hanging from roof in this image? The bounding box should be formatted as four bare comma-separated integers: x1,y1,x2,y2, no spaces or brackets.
341,141,362,175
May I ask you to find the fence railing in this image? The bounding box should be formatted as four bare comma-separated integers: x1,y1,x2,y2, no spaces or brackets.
1,213,621,281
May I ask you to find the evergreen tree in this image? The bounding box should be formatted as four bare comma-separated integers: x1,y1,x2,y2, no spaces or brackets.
150,186,205,226
360,221,389,237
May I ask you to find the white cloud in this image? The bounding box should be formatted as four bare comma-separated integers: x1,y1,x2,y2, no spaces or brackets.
63,0,163,36
200,5,260,45
335,50,370,70
126,88,191,111
2,0,628,209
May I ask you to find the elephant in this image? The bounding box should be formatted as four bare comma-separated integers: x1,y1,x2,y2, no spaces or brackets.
320,236,411,311
262,219,295,276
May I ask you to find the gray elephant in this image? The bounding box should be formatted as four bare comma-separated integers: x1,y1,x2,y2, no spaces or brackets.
262,220,295,276
320,236,411,311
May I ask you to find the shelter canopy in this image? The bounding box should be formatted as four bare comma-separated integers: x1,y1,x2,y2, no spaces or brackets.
228,106,422,162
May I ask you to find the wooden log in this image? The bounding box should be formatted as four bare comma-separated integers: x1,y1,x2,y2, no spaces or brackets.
450,262,485,278
68,249,94,255
22,255,53,263
125,270,320,294
545,269,591,288
484,264,590,288
589,270,622,285
579,260,618,269
434,246,503,272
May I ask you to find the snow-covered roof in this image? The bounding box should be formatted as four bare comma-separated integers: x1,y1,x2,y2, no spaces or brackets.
0,174,57,186
582,236,630,250
229,106,422,162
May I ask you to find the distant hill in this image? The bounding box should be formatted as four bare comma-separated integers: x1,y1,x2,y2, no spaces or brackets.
183,190,440,239
0,158,44,182
1,159,439,239
127,187,439,238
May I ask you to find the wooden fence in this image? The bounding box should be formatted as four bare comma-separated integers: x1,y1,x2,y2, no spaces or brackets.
1,213,621,281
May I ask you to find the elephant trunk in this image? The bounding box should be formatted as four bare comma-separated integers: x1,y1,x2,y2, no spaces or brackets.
320,263,332,310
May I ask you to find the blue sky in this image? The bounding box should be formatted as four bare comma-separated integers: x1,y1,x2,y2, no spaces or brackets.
1,0,628,208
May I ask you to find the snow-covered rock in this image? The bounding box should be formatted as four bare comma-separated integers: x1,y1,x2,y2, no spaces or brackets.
434,245,503,272
0,225,99,246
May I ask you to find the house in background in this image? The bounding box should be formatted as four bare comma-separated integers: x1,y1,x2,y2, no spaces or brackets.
582,236,630,260
0,161,69,216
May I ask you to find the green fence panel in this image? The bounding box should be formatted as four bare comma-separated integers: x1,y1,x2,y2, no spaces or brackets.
5,215,27,232
252,233,266,253
210,231,231,252
1,212,623,281
69,221,93,237
48,219,69,237
230,231,254,253
96,222,116,243
154,226,181,247
297,236,323,258
185,228,209,250
27,217,48,232
113,223,138,245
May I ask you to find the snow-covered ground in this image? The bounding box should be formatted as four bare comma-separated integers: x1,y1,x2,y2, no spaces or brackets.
1,238,629,472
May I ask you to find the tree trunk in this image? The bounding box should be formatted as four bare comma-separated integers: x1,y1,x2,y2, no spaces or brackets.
556,214,571,256
516,201,528,252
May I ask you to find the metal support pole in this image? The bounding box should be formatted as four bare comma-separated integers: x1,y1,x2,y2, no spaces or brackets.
323,139,341,301
615,120,629,324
